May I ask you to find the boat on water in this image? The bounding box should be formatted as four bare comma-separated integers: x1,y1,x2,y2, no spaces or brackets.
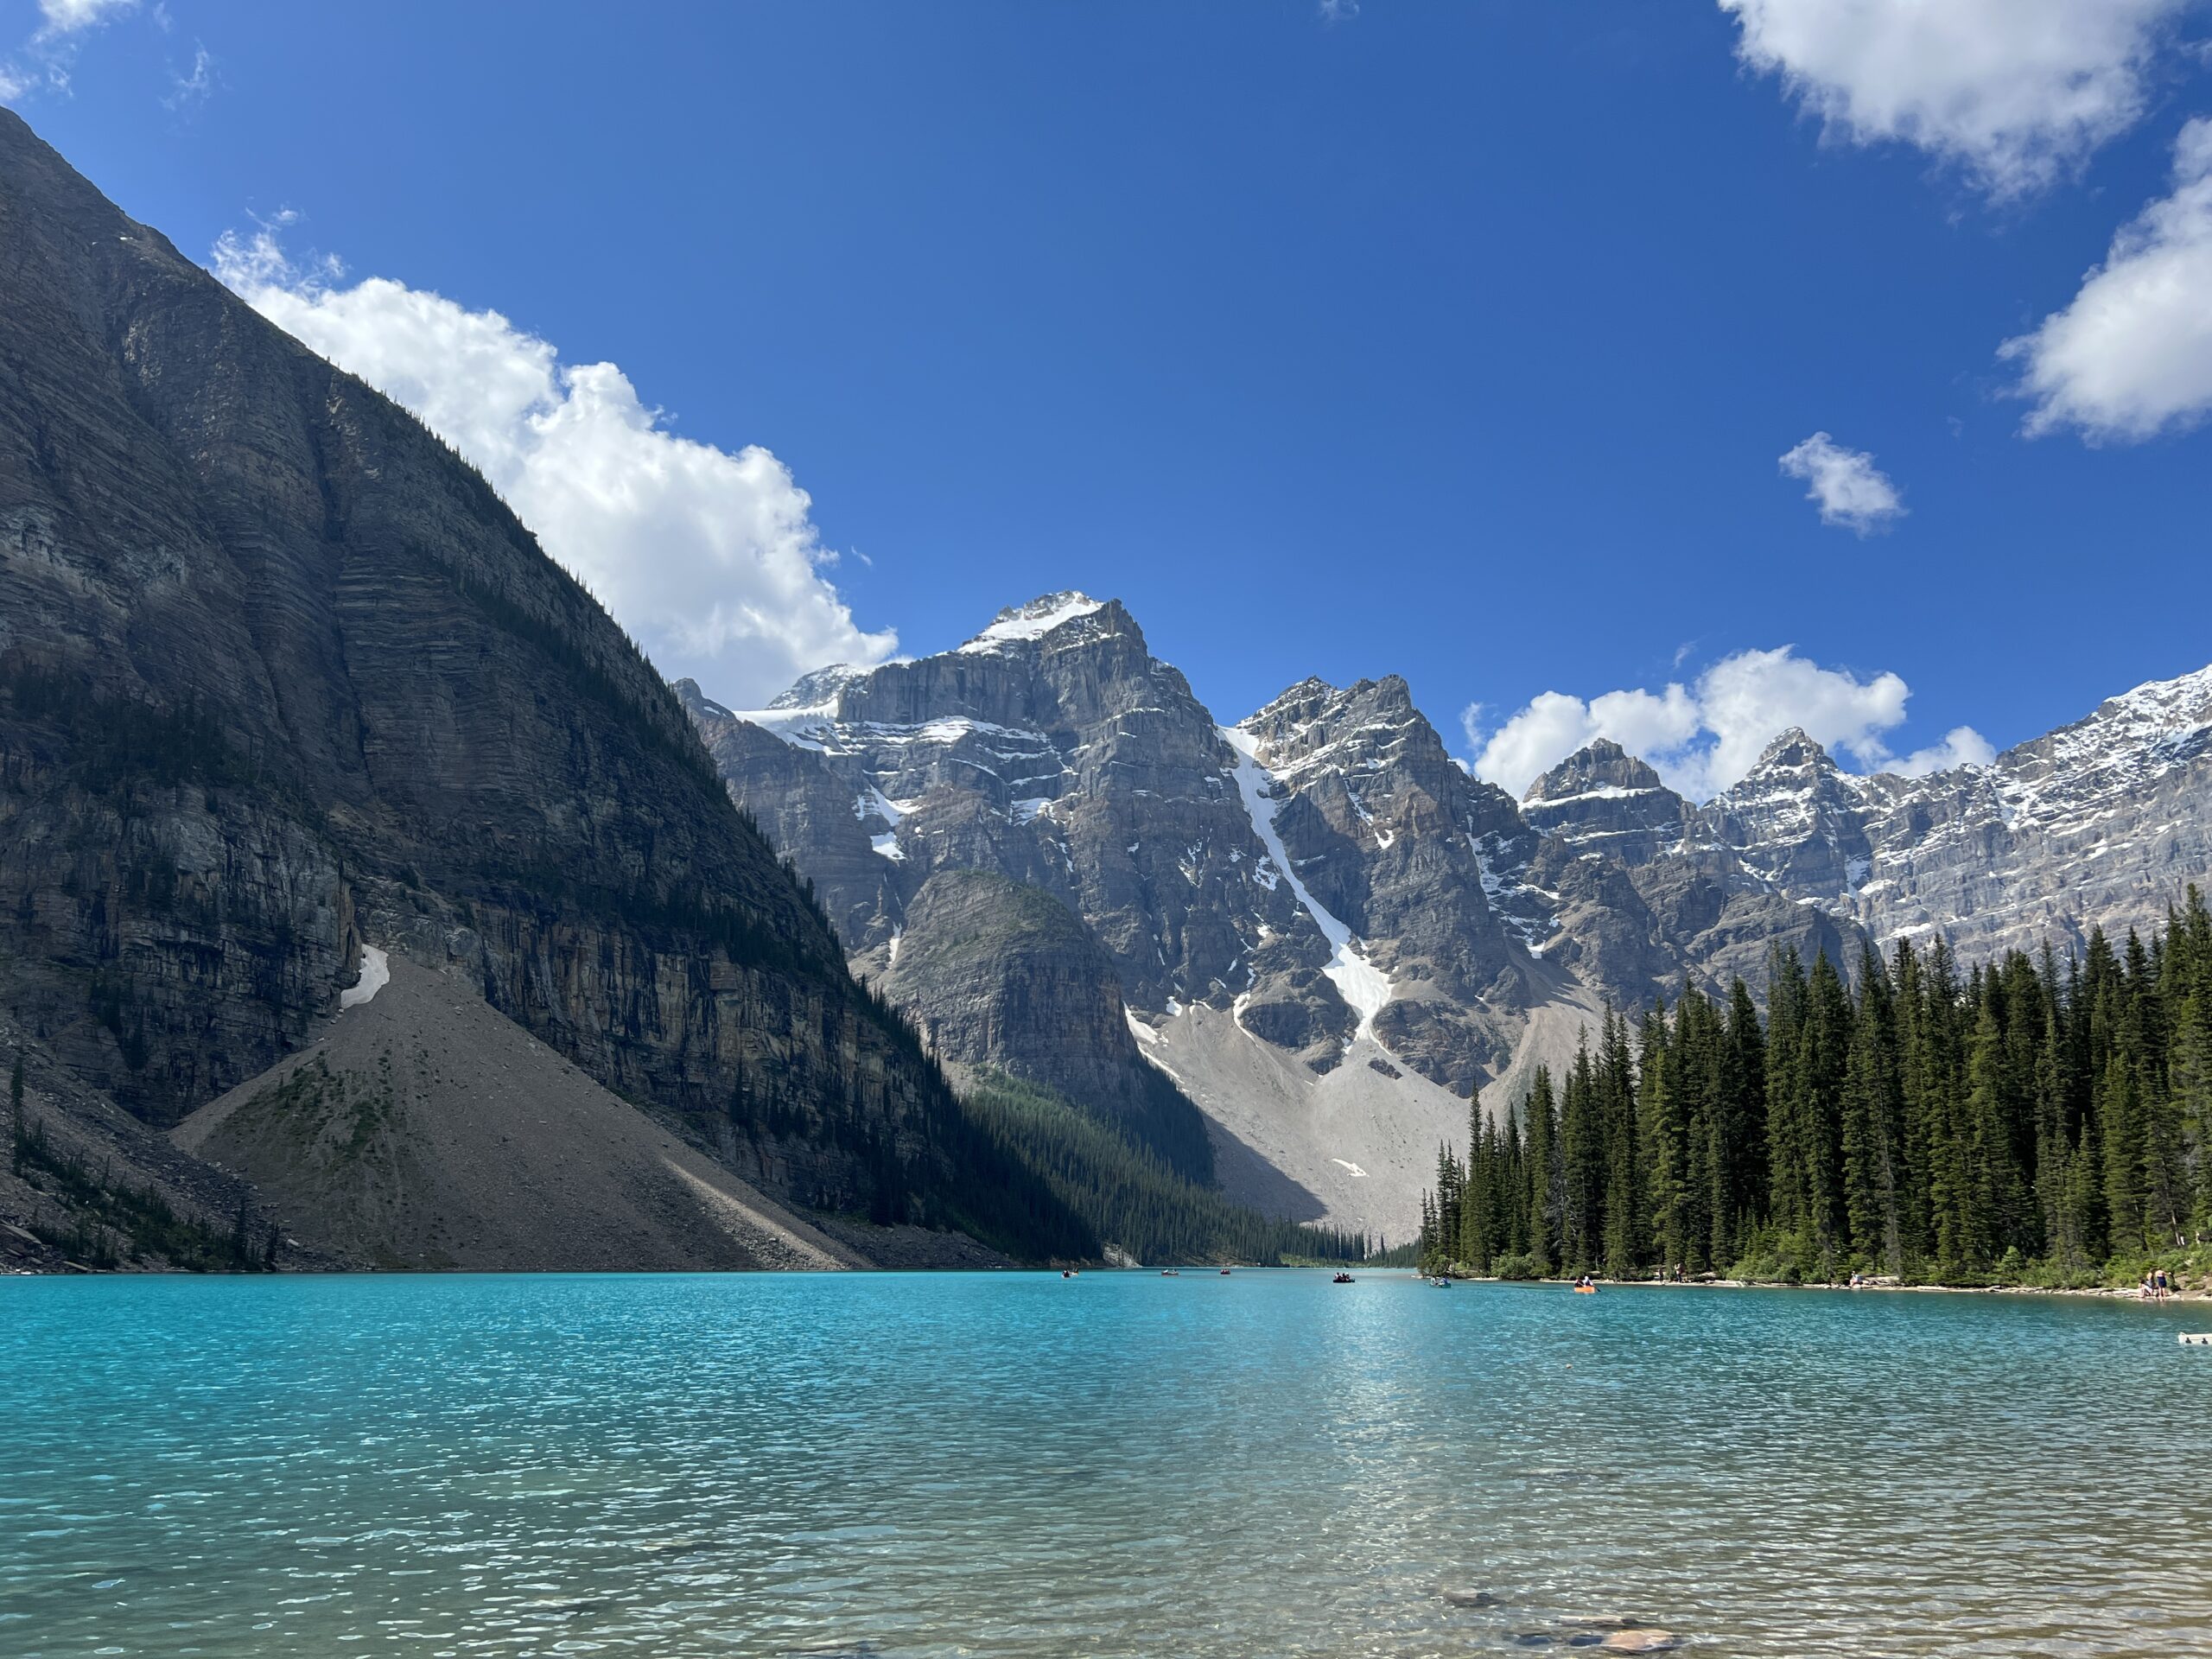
1160,1269,1180,1277
1219,1268,1232,1275
1332,1272,1355,1284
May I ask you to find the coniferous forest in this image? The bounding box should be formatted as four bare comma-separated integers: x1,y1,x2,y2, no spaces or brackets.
1418,887,2212,1287
966,1071,1385,1266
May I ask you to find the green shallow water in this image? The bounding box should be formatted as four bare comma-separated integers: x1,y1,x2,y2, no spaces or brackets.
2,1271,2207,1657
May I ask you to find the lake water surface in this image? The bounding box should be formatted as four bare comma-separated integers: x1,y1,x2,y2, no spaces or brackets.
3,1270,2207,1657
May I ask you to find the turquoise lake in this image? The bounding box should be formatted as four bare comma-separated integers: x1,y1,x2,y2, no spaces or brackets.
3,1271,2208,1657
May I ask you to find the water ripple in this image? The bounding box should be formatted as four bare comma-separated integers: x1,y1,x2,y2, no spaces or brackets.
1,1274,2207,1656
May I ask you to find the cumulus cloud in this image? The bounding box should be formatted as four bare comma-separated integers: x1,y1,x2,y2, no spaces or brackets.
1719,0,2187,198
213,223,896,706
1895,725,1999,775
1470,645,1989,800
2002,118,2212,442
1777,431,1905,532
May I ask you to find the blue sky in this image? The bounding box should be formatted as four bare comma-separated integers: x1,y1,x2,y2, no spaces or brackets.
6,1,2210,797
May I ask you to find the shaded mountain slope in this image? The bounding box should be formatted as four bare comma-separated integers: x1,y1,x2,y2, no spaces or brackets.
868,868,1217,1182
0,111,1090,1262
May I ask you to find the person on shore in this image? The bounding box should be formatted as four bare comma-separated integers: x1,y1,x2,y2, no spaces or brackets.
2154,1267,2171,1300
2140,1273,2156,1300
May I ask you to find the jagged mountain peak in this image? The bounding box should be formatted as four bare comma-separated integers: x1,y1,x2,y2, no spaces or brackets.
769,664,868,710
1521,740,1687,868
670,677,731,721
1522,738,1669,804
1745,726,1835,775
1239,673,1417,731
1238,676,1340,728
957,591,1113,654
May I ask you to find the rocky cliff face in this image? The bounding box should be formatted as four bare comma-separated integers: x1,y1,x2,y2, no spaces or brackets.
1521,739,1688,865
873,868,1214,1179
1698,728,1877,895
1226,676,1540,1090
1744,669,2212,960
681,594,1346,1039
0,111,1077,1254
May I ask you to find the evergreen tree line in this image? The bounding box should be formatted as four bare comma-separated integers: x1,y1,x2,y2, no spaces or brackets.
966,1071,1384,1266
1420,888,2212,1285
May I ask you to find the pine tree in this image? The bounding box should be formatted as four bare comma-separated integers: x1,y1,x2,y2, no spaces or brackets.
1840,944,1904,1274
1560,1033,1605,1274
1641,1001,1692,1274
1460,1103,1497,1273
1523,1067,1560,1274
1499,1100,1529,1258
1700,979,1759,1268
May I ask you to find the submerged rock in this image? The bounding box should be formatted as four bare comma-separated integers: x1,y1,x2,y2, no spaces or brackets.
1438,1586,1500,1608
1599,1632,1680,1654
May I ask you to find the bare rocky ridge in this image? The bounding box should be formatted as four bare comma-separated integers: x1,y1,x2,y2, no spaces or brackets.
1837,667,2212,957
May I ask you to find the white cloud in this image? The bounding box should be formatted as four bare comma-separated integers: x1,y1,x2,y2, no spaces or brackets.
2002,118,2212,442
162,41,211,109
1777,431,1904,533
1,0,137,104
37,0,135,35
1471,645,1988,800
1694,647,1907,782
1471,685,1704,801
213,225,897,706
1895,725,1999,775
1719,0,2187,198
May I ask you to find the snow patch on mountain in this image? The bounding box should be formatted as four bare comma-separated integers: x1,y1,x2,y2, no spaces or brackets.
958,592,1105,653
340,944,390,1009
1222,726,1394,1036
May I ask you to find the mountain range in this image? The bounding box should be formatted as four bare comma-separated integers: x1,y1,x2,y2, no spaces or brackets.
681,594,2212,1236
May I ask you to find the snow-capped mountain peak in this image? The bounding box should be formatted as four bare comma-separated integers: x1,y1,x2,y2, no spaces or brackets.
768,663,867,711
957,591,1107,653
